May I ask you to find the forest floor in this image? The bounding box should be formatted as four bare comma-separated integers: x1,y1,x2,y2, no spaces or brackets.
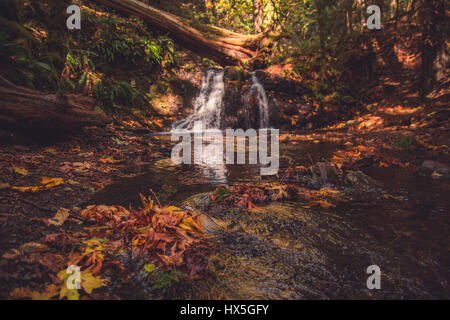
1,85,448,299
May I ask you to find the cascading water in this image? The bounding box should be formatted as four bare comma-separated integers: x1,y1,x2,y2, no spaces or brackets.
245,72,270,129
172,69,225,131
172,69,227,184
171,69,271,184
173,69,269,131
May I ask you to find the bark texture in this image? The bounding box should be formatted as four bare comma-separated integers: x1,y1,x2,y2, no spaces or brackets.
91,0,261,65
0,77,110,132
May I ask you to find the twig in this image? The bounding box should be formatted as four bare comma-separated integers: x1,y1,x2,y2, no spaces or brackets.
149,189,163,208
20,198,54,212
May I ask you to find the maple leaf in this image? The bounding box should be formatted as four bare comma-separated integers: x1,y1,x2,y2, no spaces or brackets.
57,269,107,299
59,286,80,300
81,272,108,294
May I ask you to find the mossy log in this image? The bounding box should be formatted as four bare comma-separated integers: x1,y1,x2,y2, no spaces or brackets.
0,77,110,132
91,0,259,65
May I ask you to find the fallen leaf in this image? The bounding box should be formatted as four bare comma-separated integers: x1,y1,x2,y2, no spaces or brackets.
13,165,28,176
44,147,57,153
49,208,71,226
11,177,64,193
179,216,204,234
144,264,156,273
41,177,64,188
305,200,336,209
99,157,121,164
59,286,80,300
81,272,108,294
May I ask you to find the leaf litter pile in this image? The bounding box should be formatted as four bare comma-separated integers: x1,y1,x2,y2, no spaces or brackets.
5,191,211,300
211,183,346,210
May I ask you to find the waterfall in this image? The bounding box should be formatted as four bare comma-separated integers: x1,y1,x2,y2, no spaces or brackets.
172,69,227,184
173,69,269,130
170,69,271,184
245,72,270,129
173,69,225,131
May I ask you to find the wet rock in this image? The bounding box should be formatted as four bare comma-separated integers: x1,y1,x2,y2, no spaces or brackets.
346,171,379,186
311,162,343,186
420,160,449,179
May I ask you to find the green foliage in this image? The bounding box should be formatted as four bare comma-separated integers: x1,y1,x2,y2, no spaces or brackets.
57,6,180,111
0,25,57,90
152,269,183,290
213,187,233,202
83,9,175,69
394,135,416,149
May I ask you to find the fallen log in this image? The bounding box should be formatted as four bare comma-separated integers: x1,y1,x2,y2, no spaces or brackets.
90,0,258,65
0,77,111,132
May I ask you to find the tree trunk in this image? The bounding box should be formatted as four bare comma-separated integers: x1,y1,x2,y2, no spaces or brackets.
254,0,264,34
418,0,446,98
314,0,327,80
0,77,110,132
345,0,353,34
91,0,260,65
47,0,71,80
389,0,397,19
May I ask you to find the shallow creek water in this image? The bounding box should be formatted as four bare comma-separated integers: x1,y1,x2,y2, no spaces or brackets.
88,134,449,299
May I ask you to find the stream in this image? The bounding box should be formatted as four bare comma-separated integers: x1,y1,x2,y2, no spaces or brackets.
87,69,448,299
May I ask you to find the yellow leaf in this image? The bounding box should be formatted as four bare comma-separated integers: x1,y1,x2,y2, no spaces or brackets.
139,193,154,214
11,177,64,193
59,285,80,300
41,177,64,188
144,264,156,273
13,165,28,176
44,147,57,153
165,206,184,214
81,272,107,294
179,216,204,234
12,185,43,193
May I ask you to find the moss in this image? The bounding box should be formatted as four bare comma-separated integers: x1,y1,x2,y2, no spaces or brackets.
225,66,245,82
394,135,416,149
